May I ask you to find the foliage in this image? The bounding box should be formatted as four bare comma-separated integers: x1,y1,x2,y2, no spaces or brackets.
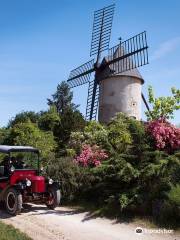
75,144,108,167
138,151,171,208
91,151,180,220
153,200,180,228
108,113,132,153
83,153,140,211
69,121,111,154
38,105,60,131
69,113,135,156
168,151,180,184
8,111,40,128
125,116,150,156
119,194,133,211
145,86,180,120
146,118,180,153
5,121,56,161
47,81,78,114
76,148,180,218
68,131,85,154
47,141,180,227
168,184,180,206
54,108,86,155
0,127,9,144
2,81,86,158
47,81,86,155
83,121,109,149
0,221,32,240
46,157,92,202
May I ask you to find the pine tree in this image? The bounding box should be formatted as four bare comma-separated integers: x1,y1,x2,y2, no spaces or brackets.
47,81,78,114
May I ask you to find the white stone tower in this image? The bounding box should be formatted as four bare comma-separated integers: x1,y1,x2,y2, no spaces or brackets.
98,46,144,123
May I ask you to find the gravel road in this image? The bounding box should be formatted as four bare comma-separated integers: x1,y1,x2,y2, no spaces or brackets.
0,204,179,240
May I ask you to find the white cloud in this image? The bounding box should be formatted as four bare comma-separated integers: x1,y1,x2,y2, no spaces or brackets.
150,37,180,61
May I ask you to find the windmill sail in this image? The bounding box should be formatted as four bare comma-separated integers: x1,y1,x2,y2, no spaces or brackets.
86,80,99,120
90,4,115,59
67,59,95,88
107,31,148,74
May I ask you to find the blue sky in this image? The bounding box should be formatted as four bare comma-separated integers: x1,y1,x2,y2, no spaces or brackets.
0,0,179,127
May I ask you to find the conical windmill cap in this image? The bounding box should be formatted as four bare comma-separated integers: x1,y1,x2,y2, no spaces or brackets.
108,45,144,84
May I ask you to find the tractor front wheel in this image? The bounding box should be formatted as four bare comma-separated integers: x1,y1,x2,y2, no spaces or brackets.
46,186,61,210
5,188,22,215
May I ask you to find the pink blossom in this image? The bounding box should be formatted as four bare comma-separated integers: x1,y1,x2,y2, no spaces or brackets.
74,144,108,167
147,118,180,153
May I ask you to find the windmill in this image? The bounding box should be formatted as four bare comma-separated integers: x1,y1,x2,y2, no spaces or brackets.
67,4,150,123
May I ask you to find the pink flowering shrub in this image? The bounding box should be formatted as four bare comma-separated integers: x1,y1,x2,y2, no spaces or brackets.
74,144,108,167
147,118,180,152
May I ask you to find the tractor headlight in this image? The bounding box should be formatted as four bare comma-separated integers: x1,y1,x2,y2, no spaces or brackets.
26,179,31,187
10,166,15,172
49,178,54,185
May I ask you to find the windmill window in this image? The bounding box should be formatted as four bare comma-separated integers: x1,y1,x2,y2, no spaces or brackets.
131,101,137,107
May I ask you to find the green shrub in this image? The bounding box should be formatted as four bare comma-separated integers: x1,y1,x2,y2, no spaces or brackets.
126,118,150,155
46,114,179,228
83,150,179,217
84,121,111,150
46,157,93,202
69,121,112,154
82,154,139,209
168,184,180,206
153,200,180,228
108,113,132,153
167,151,180,184
68,131,85,154
155,184,180,228
68,114,137,156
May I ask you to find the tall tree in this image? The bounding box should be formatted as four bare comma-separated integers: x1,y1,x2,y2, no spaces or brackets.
145,86,180,120
48,81,86,155
47,81,78,114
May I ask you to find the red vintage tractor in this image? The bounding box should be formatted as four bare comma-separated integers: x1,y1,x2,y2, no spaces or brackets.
0,145,61,215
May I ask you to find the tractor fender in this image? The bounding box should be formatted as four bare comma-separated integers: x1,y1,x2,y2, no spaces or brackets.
51,181,60,189
0,183,25,201
0,185,11,201
46,181,60,192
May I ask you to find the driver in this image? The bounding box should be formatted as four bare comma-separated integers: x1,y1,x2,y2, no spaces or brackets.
11,157,18,169
16,155,25,169
11,156,24,169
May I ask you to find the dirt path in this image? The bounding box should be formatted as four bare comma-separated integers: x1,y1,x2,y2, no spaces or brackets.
0,204,179,240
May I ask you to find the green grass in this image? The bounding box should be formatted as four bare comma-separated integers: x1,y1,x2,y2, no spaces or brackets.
0,221,32,240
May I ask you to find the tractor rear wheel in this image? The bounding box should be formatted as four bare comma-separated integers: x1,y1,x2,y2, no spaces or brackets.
5,188,22,215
